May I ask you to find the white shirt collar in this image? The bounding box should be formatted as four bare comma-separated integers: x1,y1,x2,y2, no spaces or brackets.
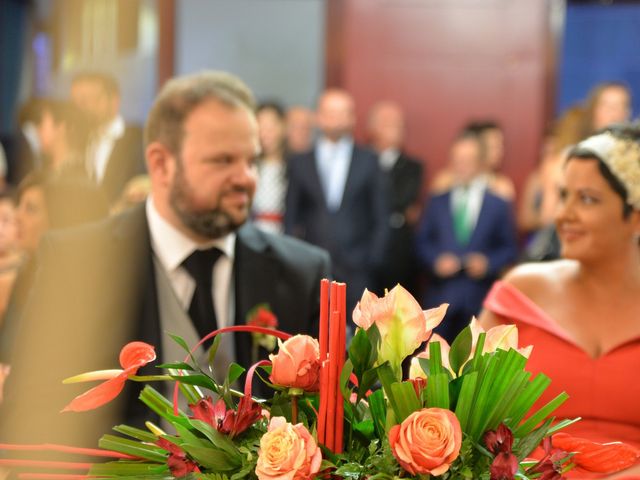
103,115,126,140
146,196,236,272
379,148,400,171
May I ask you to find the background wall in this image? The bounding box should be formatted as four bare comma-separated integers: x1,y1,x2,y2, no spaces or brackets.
558,2,640,118
175,0,325,109
325,0,562,199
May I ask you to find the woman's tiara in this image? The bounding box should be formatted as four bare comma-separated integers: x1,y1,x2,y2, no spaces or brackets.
574,131,640,210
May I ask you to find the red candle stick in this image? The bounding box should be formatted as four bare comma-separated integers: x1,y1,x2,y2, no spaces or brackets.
317,279,330,444
335,283,347,453
326,309,340,452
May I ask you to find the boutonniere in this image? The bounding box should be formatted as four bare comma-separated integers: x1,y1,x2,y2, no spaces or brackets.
246,304,279,364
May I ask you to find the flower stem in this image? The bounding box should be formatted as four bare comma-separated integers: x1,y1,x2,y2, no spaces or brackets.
292,395,299,424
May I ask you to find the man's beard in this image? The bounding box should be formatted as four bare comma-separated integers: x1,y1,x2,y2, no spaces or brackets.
169,163,249,239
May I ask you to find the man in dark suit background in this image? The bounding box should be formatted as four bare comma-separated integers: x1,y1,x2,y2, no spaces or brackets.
415,129,518,342
70,72,145,204
0,71,330,449
367,101,424,297
284,89,388,314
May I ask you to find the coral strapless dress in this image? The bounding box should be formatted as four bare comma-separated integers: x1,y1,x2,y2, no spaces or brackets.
484,281,640,478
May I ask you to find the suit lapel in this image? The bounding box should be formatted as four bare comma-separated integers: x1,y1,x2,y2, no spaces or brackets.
233,224,284,367
305,151,329,209
338,148,361,212
109,204,162,357
467,190,490,248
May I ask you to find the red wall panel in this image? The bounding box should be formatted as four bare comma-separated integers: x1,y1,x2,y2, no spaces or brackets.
326,0,558,200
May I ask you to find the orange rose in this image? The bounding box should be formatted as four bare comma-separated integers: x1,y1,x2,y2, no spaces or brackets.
389,408,462,476
256,416,322,480
269,335,320,391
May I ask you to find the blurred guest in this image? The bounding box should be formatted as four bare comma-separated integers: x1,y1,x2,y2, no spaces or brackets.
70,71,144,203
286,105,315,154
285,89,388,313
416,130,518,342
252,102,288,234
0,171,109,361
583,82,632,136
0,191,20,320
1,98,46,186
35,99,92,179
431,120,515,201
367,100,423,295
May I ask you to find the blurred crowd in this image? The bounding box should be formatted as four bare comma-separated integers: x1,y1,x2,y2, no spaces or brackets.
0,75,633,342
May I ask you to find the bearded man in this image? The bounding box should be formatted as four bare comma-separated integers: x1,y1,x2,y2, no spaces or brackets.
0,71,330,447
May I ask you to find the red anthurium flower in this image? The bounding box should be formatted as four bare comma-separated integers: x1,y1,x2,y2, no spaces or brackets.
526,438,567,480
485,424,518,480
62,341,156,412
157,438,200,477
552,432,640,474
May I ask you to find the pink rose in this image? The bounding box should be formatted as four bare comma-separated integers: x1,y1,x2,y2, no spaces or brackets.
389,408,462,476
269,335,320,391
256,416,322,480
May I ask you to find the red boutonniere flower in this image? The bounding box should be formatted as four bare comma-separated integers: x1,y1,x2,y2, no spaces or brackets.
247,304,279,363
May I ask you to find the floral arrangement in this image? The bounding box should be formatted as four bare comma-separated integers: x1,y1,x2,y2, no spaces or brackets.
2,281,639,479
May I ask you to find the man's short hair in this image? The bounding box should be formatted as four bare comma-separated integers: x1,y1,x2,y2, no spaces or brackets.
144,71,256,154
71,71,120,97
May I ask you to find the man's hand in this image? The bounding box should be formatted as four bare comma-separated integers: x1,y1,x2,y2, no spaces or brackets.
464,253,489,279
434,253,461,278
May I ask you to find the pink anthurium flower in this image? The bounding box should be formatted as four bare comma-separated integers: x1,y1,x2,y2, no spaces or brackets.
353,285,447,379
469,318,533,359
62,341,156,413
410,333,452,379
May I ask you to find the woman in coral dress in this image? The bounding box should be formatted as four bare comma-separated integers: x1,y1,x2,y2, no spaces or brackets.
480,125,640,479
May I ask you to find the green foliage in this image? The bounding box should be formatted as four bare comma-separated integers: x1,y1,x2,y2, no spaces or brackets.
69,318,578,479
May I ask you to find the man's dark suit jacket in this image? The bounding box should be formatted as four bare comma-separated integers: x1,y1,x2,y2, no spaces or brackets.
376,152,424,295
415,189,518,341
0,203,330,447
99,125,145,204
284,144,388,311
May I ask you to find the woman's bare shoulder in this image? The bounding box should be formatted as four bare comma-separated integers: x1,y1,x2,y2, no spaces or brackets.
502,260,577,295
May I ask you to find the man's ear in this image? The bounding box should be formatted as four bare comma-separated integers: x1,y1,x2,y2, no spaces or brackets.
145,142,175,186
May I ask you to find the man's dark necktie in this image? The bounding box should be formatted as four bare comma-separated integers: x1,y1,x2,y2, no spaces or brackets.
182,247,222,347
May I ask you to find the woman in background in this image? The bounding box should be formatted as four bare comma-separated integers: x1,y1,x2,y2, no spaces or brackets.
252,102,288,234
480,124,640,478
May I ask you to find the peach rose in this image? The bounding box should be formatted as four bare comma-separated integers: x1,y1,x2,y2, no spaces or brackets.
256,416,322,480
389,408,462,476
269,335,320,391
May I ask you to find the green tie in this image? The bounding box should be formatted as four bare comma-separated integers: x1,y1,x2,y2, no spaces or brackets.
453,188,472,245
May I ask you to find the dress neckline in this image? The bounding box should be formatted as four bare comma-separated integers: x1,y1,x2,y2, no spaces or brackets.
486,281,640,360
